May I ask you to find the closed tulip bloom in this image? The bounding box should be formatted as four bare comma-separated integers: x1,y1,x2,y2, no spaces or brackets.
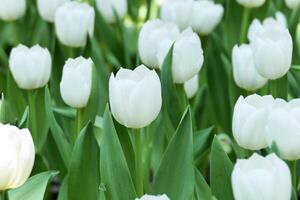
285,0,300,9
0,124,35,190
96,0,127,23
190,0,224,35
135,194,170,200
109,65,162,129
232,94,274,150
55,1,95,47
37,0,69,22
0,0,26,21
275,12,287,28
232,153,291,200
232,44,267,91
60,57,92,108
138,19,179,69
248,18,293,80
9,44,51,90
184,74,199,99
161,0,193,30
236,0,266,8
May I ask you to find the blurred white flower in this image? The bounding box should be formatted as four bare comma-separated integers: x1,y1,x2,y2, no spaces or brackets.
9,44,51,90
275,12,287,28
135,194,170,200
37,0,69,22
96,0,127,23
236,0,266,8
184,74,199,99
232,44,267,91
232,153,291,200
60,57,93,108
109,65,162,129
0,0,26,21
55,1,95,47
0,124,35,190
285,0,300,9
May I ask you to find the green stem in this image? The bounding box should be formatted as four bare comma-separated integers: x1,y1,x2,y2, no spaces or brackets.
240,8,251,43
11,22,19,45
143,127,153,192
74,108,84,144
289,161,297,190
0,191,7,200
132,129,143,197
28,90,37,144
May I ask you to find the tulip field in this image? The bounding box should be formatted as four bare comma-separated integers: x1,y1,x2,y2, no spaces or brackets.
2,0,300,199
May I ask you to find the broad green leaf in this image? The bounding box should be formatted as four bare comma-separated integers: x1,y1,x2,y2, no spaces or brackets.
100,107,136,200
18,106,29,128
194,169,213,200
8,171,58,200
68,123,100,200
194,127,214,158
57,177,68,200
153,107,194,200
210,137,234,200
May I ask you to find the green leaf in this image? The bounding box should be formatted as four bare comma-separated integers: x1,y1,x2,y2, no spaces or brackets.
57,177,68,200
194,169,213,200
210,137,234,200
8,171,58,200
153,107,194,200
100,107,136,200
18,106,29,128
68,123,100,200
194,127,214,158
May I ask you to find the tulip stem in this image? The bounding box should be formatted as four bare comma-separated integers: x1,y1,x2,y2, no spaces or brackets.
74,108,84,144
289,161,297,190
132,129,143,197
0,191,7,200
28,90,37,146
240,8,251,43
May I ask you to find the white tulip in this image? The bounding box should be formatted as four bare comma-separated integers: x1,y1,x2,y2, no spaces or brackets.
96,0,127,23
138,19,179,69
9,44,51,90
60,57,93,108
135,194,170,200
232,153,291,200
161,0,193,30
232,44,267,91
190,0,224,35
55,1,95,47
236,0,266,8
275,12,287,28
248,18,293,80
184,74,199,99
37,0,69,22
266,99,300,160
0,124,35,190
109,65,162,129
0,0,26,21
232,94,274,150
285,0,300,9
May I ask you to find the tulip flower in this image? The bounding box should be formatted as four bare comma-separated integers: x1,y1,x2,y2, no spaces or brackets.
0,124,35,190
135,194,170,200
9,44,51,90
232,94,274,150
248,18,293,80
184,74,199,99
60,57,93,108
266,99,300,160
37,0,69,22
232,153,291,200
232,44,267,91
275,12,287,28
96,0,127,23
109,65,162,129
236,0,266,8
285,0,300,9
0,0,26,21
138,19,179,69
54,1,95,47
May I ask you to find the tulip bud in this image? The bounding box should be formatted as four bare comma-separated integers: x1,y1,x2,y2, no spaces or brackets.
190,0,224,35
60,57,93,108
37,0,69,23
109,65,162,129
184,74,199,99
217,134,232,154
0,0,26,21
232,153,291,200
9,44,51,90
266,99,300,160
96,0,127,23
135,194,170,200
138,19,179,69
285,0,300,9
232,94,274,150
232,44,267,91
0,124,35,190
236,0,266,8
248,18,293,80
161,0,193,30
55,1,95,47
